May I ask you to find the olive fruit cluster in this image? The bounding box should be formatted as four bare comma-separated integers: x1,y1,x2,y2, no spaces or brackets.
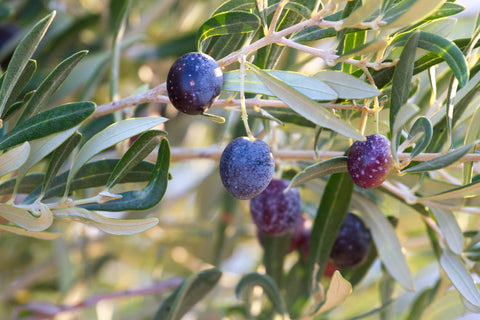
347,134,393,189
167,52,223,115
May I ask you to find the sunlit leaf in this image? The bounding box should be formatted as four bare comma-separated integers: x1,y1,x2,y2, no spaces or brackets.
4,59,36,114
342,0,381,29
313,71,381,99
0,11,56,116
352,194,415,291
287,157,347,190
420,180,480,202
315,271,352,314
0,203,52,232
0,223,61,240
65,117,167,192
0,142,30,177
223,70,338,100
235,272,287,316
382,0,447,30
336,38,388,63
430,208,463,255
0,102,95,152
53,207,158,235
440,249,480,307
154,269,222,320
248,63,364,141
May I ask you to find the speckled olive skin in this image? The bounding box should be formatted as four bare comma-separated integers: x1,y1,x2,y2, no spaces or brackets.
220,137,275,200
347,134,393,189
330,213,371,268
250,179,301,235
167,52,223,115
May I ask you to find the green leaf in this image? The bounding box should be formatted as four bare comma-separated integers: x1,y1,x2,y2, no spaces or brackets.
390,31,419,137
0,101,95,152
342,0,381,29
250,106,316,128
352,194,415,291
392,31,468,87
419,180,480,202
197,11,260,51
255,0,268,31
79,138,170,211
16,50,88,124
0,174,44,196
0,142,30,178
391,103,419,163
40,132,82,200
403,142,474,174
463,104,480,184
23,160,155,204
426,2,465,20
313,71,381,99
106,130,166,190
223,70,338,100
440,249,480,307
261,233,291,289
65,117,168,192
382,0,447,30
307,172,354,292
0,223,61,239
17,126,79,182
408,117,433,160
213,0,256,15
235,272,287,316
247,63,364,141
0,203,52,232
53,207,158,235
4,59,36,114
153,268,222,320
430,208,463,255
287,157,348,190
0,11,56,116
336,38,388,63
110,0,130,100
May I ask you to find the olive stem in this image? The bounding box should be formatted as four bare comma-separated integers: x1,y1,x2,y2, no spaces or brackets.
239,55,255,140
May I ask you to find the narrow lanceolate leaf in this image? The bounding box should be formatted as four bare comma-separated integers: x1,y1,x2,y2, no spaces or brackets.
41,132,82,199
440,249,480,307
352,194,415,291
0,142,30,177
0,204,52,232
287,157,347,190
342,0,381,29
0,11,55,116
336,38,388,63
248,63,364,141
392,31,469,87
0,102,95,152
235,272,287,317
308,173,354,292
313,71,381,99
463,105,480,184
255,0,268,30
65,117,168,190
17,50,88,123
110,0,130,101
80,139,170,211
420,180,480,202
430,208,463,255
391,103,419,163
153,269,222,320
17,126,79,181
408,117,433,160
106,130,166,190
382,0,447,30
390,31,419,138
0,223,61,240
197,11,260,51
53,208,158,235
4,59,36,114
404,142,475,173
314,271,352,314
223,70,338,100
23,160,155,204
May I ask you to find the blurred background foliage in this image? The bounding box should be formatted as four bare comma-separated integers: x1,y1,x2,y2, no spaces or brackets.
0,0,479,319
